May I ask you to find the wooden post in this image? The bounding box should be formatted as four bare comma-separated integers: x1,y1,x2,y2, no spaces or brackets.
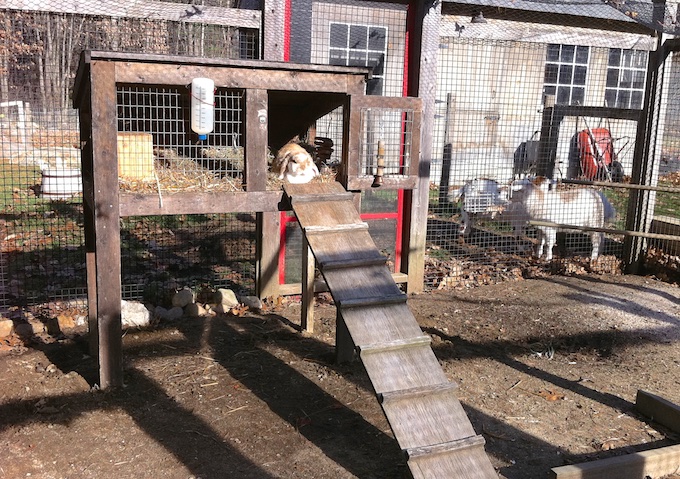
536,94,560,179
89,60,124,389
262,0,286,62
403,0,440,294
301,234,315,332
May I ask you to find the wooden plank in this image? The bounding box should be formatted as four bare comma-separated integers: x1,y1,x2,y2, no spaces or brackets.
90,60,123,389
406,435,486,459
119,191,283,216
340,302,424,347
304,223,368,234
550,444,680,479
304,230,382,270
290,192,355,203
301,235,315,333
276,271,408,296
338,293,407,309
321,265,403,307
636,390,680,434
2,0,262,28
244,89,269,192
409,446,498,479
115,63,367,95
256,212,281,298
380,382,459,404
358,335,431,354
320,255,387,271
381,386,478,449
360,346,449,394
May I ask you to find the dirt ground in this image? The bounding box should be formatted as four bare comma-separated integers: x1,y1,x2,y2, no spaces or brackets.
1,272,679,479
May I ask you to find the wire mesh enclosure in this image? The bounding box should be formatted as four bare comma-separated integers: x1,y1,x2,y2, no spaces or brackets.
424,5,680,289
0,2,260,310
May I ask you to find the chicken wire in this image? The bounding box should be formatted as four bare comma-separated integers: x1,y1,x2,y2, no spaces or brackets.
0,1,259,309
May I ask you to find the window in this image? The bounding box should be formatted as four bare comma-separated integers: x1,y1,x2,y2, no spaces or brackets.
543,44,589,105
329,23,386,95
605,49,647,109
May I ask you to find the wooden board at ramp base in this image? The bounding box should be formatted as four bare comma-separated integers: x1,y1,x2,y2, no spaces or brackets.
284,181,498,479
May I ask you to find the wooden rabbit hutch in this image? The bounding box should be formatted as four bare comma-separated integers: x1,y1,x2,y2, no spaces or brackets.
72,50,423,388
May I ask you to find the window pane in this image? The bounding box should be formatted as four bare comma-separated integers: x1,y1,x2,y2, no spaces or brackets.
546,44,560,62
560,45,575,62
571,87,585,105
633,70,645,89
366,78,383,96
632,50,647,68
367,52,384,75
544,85,556,96
618,90,630,107
620,70,632,88
349,25,367,49
605,89,617,107
330,23,347,48
557,86,571,104
574,65,587,85
368,27,386,51
608,48,621,66
606,69,619,88
348,50,366,67
622,50,632,68
558,64,573,84
329,49,347,66
575,46,589,64
631,91,644,109
544,63,558,83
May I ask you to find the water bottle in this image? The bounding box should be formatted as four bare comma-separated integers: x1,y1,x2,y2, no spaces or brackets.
190,78,215,141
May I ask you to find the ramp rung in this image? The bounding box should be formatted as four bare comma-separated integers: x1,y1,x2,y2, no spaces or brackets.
379,382,459,404
406,435,486,460
320,255,387,271
358,335,431,354
337,293,406,309
304,222,368,234
290,192,355,203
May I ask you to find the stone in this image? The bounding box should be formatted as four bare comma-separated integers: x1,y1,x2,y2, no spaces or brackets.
56,314,76,331
240,296,263,311
214,303,232,315
154,305,183,321
214,288,239,308
185,302,206,318
172,288,194,308
0,319,14,338
121,300,152,329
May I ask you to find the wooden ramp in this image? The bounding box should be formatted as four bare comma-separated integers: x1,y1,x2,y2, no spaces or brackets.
284,182,497,479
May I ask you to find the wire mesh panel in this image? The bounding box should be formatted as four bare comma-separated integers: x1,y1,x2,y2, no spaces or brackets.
117,85,245,192
360,107,414,177
0,3,259,309
424,14,661,288
120,213,257,304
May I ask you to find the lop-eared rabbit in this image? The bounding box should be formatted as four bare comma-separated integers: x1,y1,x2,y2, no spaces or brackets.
518,177,615,261
273,142,319,184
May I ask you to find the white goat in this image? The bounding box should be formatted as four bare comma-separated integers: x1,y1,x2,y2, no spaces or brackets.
451,178,530,237
516,177,616,261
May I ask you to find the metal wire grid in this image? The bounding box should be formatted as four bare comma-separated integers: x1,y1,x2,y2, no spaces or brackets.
0,4,258,309
117,86,245,191
425,33,649,288
120,213,257,304
360,108,414,177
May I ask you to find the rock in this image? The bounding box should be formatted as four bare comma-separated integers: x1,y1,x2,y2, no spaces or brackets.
172,288,194,308
185,302,206,318
240,296,263,311
154,305,183,322
56,314,76,331
14,323,33,338
121,300,152,329
0,319,14,338
214,303,232,315
214,288,239,308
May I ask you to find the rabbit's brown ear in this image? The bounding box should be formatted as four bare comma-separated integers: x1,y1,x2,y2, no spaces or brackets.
276,154,288,179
